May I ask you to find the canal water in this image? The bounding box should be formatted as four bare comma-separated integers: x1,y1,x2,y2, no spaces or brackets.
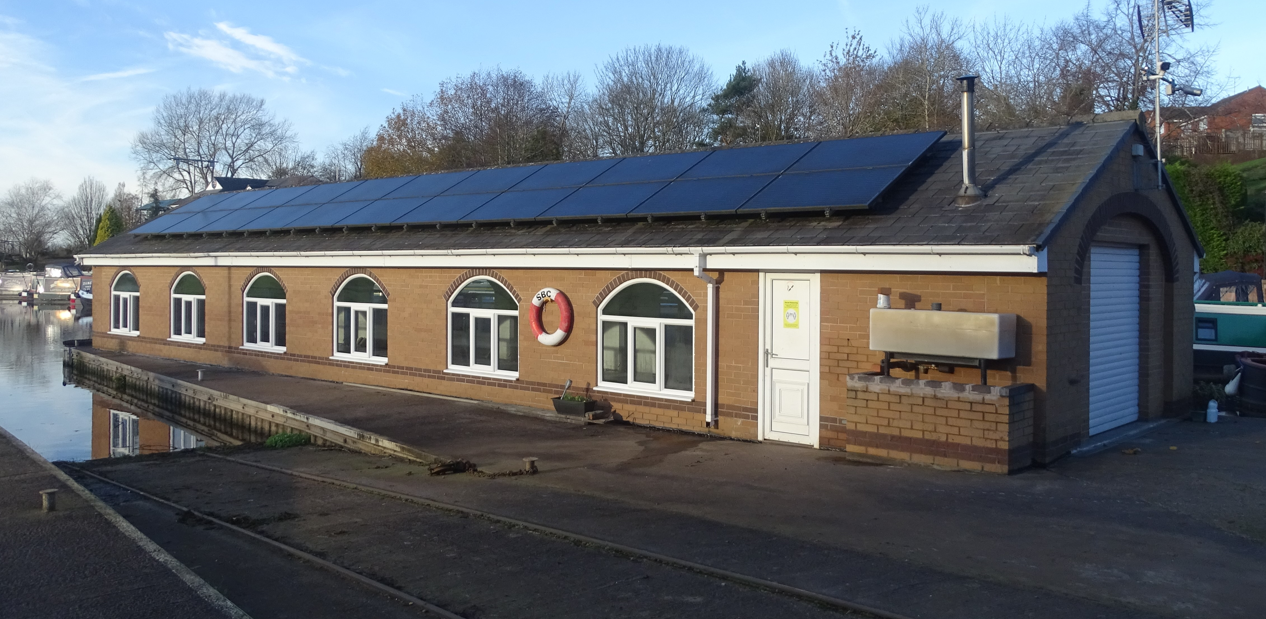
0,301,211,461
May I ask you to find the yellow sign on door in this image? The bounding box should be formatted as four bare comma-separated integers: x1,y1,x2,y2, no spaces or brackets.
783,300,800,329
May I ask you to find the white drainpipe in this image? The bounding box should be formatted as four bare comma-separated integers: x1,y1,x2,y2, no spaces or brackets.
694,253,718,427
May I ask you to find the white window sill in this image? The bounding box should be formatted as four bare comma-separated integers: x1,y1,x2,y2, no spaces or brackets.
108,330,140,337
169,337,205,345
595,385,695,402
444,367,519,381
329,355,388,366
241,344,286,354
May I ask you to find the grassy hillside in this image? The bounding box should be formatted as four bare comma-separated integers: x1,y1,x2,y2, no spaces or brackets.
1236,157,1266,220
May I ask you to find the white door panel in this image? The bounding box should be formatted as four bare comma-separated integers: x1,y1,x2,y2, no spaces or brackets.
1088,245,1140,436
761,273,819,445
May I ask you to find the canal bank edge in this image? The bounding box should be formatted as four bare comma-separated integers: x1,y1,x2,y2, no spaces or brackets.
0,423,250,619
67,348,444,464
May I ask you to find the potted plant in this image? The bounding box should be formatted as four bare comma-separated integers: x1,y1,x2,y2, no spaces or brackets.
551,392,596,417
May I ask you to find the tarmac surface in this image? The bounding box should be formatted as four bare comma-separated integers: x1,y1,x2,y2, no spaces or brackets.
74,349,1266,618
0,427,232,619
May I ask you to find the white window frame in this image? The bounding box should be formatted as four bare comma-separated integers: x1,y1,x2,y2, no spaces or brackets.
242,273,287,354
169,272,206,344
169,426,204,451
596,279,695,401
446,277,519,379
109,271,140,336
332,275,388,365
110,410,139,457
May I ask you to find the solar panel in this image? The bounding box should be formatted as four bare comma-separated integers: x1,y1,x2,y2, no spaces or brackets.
540,182,667,220
459,188,577,221
334,197,431,227
195,207,271,232
382,170,475,199
281,200,376,228
740,167,903,212
204,191,269,211
681,142,816,179
440,165,544,195
587,151,709,185
173,192,234,213
631,176,776,216
788,131,943,172
282,181,362,205
160,210,235,233
239,204,321,230
392,193,498,224
512,159,621,190
131,213,194,234
232,186,316,208
328,176,413,202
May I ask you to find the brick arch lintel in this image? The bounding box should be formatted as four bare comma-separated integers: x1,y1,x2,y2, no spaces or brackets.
592,271,699,312
240,267,289,295
167,268,206,293
111,269,140,291
329,268,390,300
1072,192,1180,285
443,269,523,304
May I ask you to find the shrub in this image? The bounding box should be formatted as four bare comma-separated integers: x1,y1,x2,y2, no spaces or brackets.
265,432,311,448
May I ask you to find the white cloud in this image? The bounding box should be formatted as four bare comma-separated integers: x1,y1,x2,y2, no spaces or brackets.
164,23,310,79
381,88,405,96
80,67,154,81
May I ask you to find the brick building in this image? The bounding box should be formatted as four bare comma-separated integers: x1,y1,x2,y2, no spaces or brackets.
81,113,1200,473
1151,86,1266,160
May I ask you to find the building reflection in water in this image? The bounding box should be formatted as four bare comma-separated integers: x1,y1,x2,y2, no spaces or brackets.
91,393,215,459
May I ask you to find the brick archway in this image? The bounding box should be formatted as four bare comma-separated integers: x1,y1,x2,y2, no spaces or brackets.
1072,192,1181,285
330,268,390,299
168,268,206,292
592,270,699,311
240,268,289,294
444,269,522,304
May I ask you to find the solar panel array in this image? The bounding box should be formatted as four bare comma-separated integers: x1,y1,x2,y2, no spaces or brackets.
133,131,945,235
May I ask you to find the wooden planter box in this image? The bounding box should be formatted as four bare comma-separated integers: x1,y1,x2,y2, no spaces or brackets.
551,397,595,417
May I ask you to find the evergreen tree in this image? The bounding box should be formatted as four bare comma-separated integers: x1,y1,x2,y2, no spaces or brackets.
707,63,759,145
94,206,124,246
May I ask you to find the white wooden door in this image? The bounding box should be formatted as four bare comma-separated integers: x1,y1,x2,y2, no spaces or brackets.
761,273,819,445
1088,245,1141,435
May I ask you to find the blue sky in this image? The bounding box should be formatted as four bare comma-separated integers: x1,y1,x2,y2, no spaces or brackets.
0,0,1257,199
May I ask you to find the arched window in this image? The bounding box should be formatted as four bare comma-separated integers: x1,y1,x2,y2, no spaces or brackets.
448,278,518,376
170,273,206,342
243,274,286,352
110,272,140,335
598,281,693,396
333,276,387,362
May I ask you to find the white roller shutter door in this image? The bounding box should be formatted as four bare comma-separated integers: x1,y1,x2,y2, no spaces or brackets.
1088,245,1141,435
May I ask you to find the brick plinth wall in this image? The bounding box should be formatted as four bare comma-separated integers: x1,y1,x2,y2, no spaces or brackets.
844,374,1034,474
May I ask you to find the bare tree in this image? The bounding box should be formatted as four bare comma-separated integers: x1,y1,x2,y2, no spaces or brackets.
0,179,62,260
588,44,715,155
543,72,597,160
877,7,968,132
132,88,296,196
320,127,373,182
59,177,109,252
816,32,883,139
263,146,321,180
741,51,819,142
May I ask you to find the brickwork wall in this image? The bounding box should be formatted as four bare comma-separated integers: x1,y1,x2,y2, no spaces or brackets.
845,374,1035,473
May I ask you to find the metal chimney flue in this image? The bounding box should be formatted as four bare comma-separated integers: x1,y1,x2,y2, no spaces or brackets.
955,75,986,207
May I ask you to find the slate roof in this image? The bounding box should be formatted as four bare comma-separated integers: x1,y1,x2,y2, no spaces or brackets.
88,119,1169,256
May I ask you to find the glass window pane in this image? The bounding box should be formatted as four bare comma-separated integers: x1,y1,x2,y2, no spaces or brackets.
246,275,286,299
336,306,351,354
452,279,517,310
602,321,628,384
354,310,368,353
195,298,205,338
246,301,258,344
183,299,193,335
337,277,386,304
131,296,139,331
173,273,205,295
664,325,693,391
602,283,692,319
112,295,120,329
172,298,182,335
634,327,657,384
372,308,388,358
474,316,492,366
451,312,470,366
113,273,139,293
259,303,271,343
497,315,518,372
275,303,286,347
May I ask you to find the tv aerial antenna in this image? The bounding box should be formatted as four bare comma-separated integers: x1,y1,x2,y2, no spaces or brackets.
1139,0,1201,189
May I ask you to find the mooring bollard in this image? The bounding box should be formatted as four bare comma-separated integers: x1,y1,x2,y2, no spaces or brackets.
523,457,539,473
197,369,205,381
40,489,58,512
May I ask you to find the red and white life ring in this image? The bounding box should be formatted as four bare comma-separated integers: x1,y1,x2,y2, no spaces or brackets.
530,287,573,346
